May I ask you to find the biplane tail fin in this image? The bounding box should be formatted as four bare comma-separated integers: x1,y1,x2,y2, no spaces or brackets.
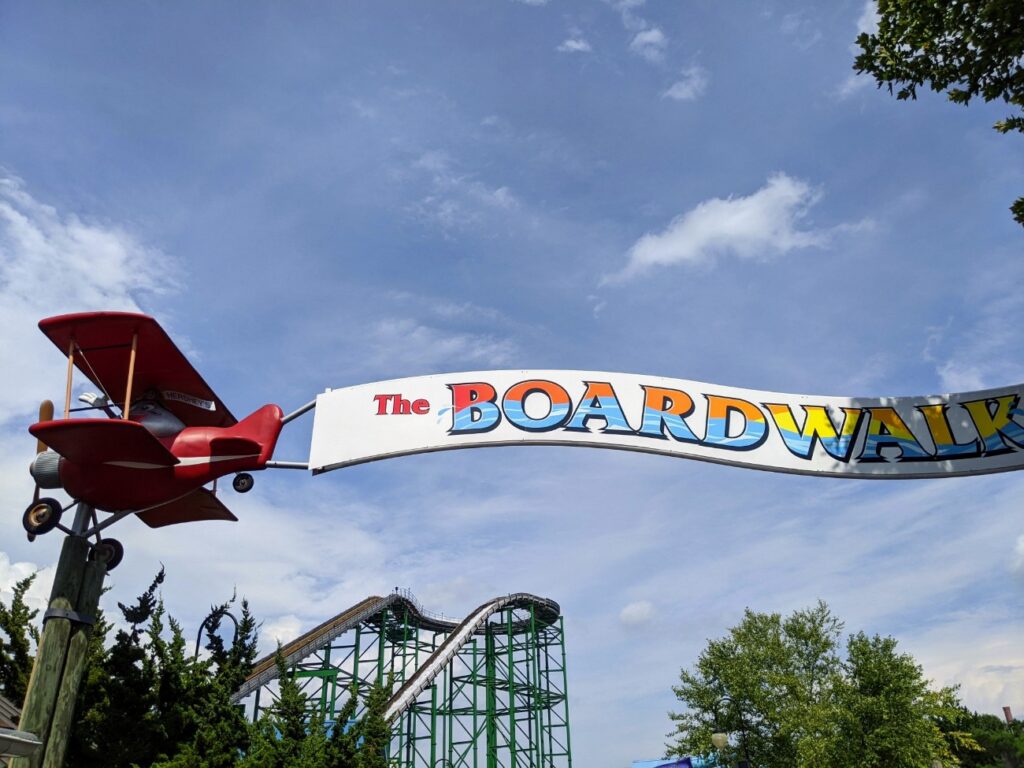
136,487,238,528
226,404,285,465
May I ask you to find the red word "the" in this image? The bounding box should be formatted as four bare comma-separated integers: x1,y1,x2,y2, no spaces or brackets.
373,394,430,415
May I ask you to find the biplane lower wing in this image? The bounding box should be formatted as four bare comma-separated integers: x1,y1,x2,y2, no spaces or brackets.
30,419,179,466
136,487,238,528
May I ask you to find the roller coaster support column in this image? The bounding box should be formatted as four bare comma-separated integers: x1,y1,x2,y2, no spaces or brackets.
12,504,107,768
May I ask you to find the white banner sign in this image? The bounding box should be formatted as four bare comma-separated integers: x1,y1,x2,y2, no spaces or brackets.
309,371,1024,478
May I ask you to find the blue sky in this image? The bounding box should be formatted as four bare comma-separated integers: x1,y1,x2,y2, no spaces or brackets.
2,1,1023,765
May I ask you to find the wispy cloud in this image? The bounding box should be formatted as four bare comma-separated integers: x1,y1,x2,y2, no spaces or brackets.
364,318,519,374
339,289,526,378
619,600,654,626
780,12,823,50
663,66,709,101
558,34,593,54
922,261,1024,393
609,173,830,280
606,0,650,33
409,150,519,236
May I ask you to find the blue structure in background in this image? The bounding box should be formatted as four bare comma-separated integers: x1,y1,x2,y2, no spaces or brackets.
632,757,714,768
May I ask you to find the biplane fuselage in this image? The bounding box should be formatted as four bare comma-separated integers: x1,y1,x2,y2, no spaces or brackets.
27,311,284,528
32,405,283,512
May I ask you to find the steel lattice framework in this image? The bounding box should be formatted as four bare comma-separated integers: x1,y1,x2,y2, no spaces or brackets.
233,591,572,768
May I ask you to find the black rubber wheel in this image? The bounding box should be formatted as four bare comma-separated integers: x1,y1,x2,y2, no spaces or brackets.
23,498,62,535
89,538,124,571
232,472,254,493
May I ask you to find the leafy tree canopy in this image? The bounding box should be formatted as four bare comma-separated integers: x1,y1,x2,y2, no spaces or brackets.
854,0,1024,225
668,601,979,768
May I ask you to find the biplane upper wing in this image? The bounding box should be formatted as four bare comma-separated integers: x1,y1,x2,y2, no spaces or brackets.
30,419,179,466
136,487,238,528
39,312,236,428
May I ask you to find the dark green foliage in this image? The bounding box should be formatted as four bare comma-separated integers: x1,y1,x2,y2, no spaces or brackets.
854,0,1024,225
0,572,40,704
326,682,361,768
241,662,394,768
240,650,331,768
66,569,261,768
68,569,167,767
24,566,391,768
668,601,978,768
356,675,393,768
950,710,1024,768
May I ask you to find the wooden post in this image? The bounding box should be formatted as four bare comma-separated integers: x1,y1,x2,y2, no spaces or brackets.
122,332,138,420
10,535,89,768
41,560,107,768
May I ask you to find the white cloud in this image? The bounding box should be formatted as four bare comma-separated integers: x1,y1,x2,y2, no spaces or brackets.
856,0,879,37
663,66,709,101
611,173,829,279
629,27,667,63
837,1,880,98
263,614,304,648
0,551,54,614
513,0,549,5
558,37,592,54
619,600,654,626
0,175,166,420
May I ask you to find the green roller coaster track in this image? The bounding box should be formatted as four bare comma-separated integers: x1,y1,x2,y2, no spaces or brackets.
232,590,572,768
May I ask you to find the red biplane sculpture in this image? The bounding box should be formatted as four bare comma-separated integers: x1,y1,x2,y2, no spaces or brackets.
24,312,287,569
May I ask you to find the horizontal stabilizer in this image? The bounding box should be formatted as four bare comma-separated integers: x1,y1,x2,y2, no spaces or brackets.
136,488,238,528
209,436,261,457
30,419,178,466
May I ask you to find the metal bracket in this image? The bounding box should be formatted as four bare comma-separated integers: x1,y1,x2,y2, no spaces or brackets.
42,608,95,625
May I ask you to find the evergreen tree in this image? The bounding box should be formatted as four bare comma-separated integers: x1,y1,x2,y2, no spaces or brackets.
154,599,259,768
325,683,361,768
0,572,39,705
67,568,260,768
241,650,331,768
357,675,393,768
66,568,166,767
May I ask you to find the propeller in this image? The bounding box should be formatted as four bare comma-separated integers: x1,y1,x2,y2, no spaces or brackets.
24,399,65,541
